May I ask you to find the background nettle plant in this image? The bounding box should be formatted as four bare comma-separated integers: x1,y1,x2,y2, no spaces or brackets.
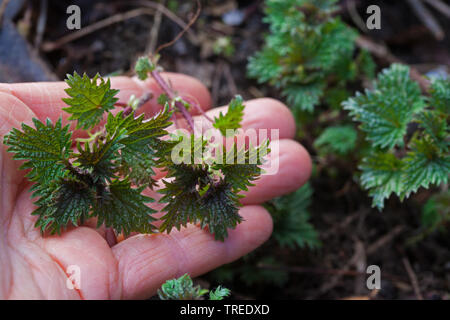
3,57,269,241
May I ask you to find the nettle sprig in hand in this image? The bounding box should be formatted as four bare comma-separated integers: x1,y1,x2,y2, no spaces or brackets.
3,56,269,241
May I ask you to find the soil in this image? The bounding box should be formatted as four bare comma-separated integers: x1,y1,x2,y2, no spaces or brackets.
3,0,449,299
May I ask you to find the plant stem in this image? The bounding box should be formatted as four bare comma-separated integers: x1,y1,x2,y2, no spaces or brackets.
150,69,195,131
123,92,153,117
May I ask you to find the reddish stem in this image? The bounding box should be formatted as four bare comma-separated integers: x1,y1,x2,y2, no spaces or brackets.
150,70,195,131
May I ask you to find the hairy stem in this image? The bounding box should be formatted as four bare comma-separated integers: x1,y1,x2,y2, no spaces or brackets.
150,70,195,131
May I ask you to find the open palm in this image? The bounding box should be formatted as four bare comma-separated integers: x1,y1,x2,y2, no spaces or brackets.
0,73,311,299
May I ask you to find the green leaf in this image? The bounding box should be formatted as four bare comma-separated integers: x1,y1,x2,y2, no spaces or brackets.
213,141,268,192
94,178,156,236
158,164,210,233
157,274,208,300
33,176,94,234
135,56,155,80
283,82,325,113
159,138,267,240
76,133,124,184
359,151,406,210
429,77,450,114
213,95,245,136
343,64,426,149
415,110,449,153
247,0,358,114
62,72,119,130
3,117,72,184
270,183,320,249
209,286,231,300
106,107,172,186
421,191,450,230
403,138,450,195
199,181,243,241
314,125,357,155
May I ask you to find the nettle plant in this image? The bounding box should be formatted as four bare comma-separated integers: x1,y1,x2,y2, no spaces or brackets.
343,64,450,210
3,56,269,241
158,273,230,300
248,0,373,114
248,0,449,239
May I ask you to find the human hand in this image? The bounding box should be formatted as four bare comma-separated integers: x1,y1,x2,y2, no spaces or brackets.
0,73,311,299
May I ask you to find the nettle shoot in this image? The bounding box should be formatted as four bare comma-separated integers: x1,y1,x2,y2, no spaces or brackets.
158,273,230,300
247,0,374,115
3,56,269,241
343,64,450,210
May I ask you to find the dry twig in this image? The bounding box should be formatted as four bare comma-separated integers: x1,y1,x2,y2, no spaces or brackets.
402,256,424,300
42,2,199,52
407,0,445,40
155,0,201,54
423,0,450,18
355,35,431,93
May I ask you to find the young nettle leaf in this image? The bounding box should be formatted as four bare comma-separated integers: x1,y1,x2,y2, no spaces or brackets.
63,72,119,130
213,95,245,135
268,183,320,249
157,273,230,300
359,152,405,210
33,176,94,235
314,125,357,155
94,178,156,236
75,134,124,184
135,56,156,80
429,77,450,114
416,110,449,153
159,135,268,241
248,0,361,113
343,64,425,150
106,107,172,187
3,117,72,184
344,65,449,210
199,181,243,241
209,286,231,300
403,138,450,195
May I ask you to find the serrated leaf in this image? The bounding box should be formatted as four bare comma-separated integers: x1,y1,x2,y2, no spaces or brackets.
209,286,231,300
403,138,450,195
159,138,267,240
212,141,268,192
343,64,426,149
213,95,245,136
283,82,325,113
416,110,449,153
270,183,320,249
33,177,94,234
135,56,155,80
314,125,357,155
247,0,357,113
3,117,72,184
199,181,243,241
62,72,119,129
94,178,156,236
429,77,450,114
106,107,172,186
359,152,405,210
157,274,208,300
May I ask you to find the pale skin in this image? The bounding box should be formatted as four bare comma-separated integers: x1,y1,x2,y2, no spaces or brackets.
0,73,311,299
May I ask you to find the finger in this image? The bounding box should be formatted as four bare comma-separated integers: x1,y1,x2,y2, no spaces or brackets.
0,92,37,221
242,139,312,204
152,98,297,180
172,98,296,141
0,72,211,132
111,205,273,299
147,138,311,209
